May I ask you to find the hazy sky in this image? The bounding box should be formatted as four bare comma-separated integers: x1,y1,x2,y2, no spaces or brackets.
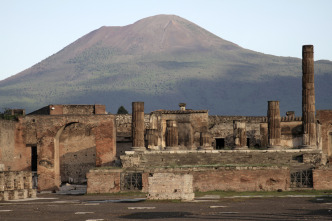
1,0,331,81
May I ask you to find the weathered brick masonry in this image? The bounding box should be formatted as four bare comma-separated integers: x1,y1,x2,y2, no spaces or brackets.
313,168,332,190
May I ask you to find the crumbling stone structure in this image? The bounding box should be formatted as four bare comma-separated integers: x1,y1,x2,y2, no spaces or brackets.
267,101,281,149
0,170,36,201
166,120,179,149
233,120,247,149
149,108,208,150
0,104,116,191
302,45,317,148
131,102,145,151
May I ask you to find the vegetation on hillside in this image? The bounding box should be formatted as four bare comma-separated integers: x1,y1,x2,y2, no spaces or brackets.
0,15,331,115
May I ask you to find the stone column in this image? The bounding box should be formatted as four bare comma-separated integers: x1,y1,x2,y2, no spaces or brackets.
267,101,281,149
233,120,248,149
302,45,317,148
132,102,145,151
166,120,179,150
146,129,158,150
199,132,213,150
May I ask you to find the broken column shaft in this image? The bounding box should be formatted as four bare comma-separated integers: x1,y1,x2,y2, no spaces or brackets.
166,120,178,149
146,129,158,150
302,45,317,148
267,101,281,149
132,102,145,151
199,132,213,150
233,120,248,149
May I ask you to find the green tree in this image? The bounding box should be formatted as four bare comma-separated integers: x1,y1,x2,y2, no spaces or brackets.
117,105,128,114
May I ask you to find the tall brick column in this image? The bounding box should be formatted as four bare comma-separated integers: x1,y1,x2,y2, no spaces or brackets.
302,45,317,148
233,120,248,149
166,120,179,150
267,101,281,149
132,102,145,151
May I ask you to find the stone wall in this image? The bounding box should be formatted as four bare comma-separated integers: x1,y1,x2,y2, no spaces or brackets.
208,116,303,149
193,167,290,191
86,166,290,194
29,104,106,115
313,168,332,190
86,169,121,194
0,171,36,201
24,114,116,191
150,110,208,149
0,118,30,171
147,173,194,201
59,123,96,184
316,110,332,157
209,116,265,148
121,150,323,169
115,114,150,156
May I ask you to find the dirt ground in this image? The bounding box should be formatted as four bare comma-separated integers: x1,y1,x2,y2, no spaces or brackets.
1,193,332,220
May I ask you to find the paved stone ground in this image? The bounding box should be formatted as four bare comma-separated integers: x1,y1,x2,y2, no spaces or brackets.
0,193,332,220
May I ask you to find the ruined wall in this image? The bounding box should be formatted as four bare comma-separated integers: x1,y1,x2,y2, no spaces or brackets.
86,169,121,194
316,110,332,157
28,105,106,115
313,168,332,190
0,120,16,170
86,166,289,194
147,173,194,201
208,116,303,149
115,114,150,156
121,150,323,169
0,171,36,201
24,114,116,191
208,116,264,148
0,118,30,171
150,111,208,149
59,123,96,184
280,121,303,148
193,167,289,191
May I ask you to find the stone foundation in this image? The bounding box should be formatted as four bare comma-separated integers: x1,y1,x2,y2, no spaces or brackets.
0,171,36,201
147,173,194,201
86,169,121,194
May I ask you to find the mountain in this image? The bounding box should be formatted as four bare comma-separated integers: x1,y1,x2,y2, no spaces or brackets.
0,14,331,115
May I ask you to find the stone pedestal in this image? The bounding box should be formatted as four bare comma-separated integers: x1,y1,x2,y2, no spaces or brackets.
233,120,248,149
199,132,213,150
131,102,146,151
267,101,282,149
166,120,179,150
302,45,317,149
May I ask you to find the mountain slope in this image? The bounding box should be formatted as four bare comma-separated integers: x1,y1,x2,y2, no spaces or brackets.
0,14,331,115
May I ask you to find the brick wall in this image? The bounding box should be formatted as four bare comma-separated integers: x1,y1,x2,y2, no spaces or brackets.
193,167,290,191
313,168,332,190
316,110,332,157
86,169,121,193
121,150,323,169
147,173,194,201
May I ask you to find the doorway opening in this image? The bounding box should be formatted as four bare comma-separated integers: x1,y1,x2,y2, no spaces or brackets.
31,146,37,172
215,138,225,149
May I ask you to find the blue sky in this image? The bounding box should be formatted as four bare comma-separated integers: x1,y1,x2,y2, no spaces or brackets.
1,0,331,80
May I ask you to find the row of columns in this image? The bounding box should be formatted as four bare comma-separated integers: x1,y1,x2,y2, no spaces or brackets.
131,102,212,150
131,45,317,151
130,100,284,150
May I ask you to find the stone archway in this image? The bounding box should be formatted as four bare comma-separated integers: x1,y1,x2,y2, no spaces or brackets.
54,122,96,185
